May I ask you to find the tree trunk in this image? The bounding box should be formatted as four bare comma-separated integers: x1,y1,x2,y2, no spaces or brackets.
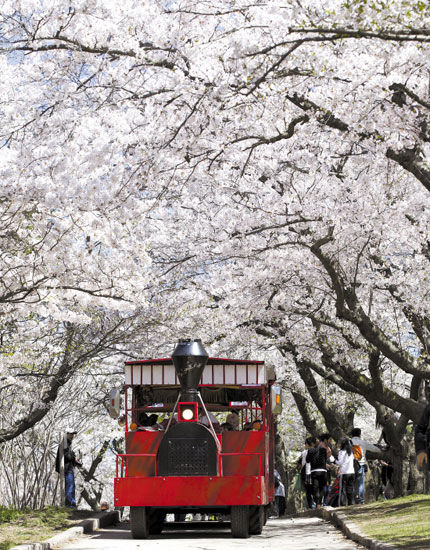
389,441,412,497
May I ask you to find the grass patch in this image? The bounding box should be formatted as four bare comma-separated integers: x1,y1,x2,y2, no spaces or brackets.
344,494,430,549
0,506,95,550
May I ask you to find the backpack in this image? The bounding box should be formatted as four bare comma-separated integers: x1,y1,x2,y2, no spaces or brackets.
352,443,363,461
309,445,326,469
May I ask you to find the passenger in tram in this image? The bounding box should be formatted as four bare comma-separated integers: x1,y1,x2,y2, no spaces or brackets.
159,412,178,431
221,422,234,432
138,412,158,427
137,413,160,431
252,419,262,431
199,410,221,433
226,412,240,431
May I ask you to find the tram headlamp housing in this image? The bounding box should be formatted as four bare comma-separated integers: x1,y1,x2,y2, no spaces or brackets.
178,402,197,422
182,408,194,420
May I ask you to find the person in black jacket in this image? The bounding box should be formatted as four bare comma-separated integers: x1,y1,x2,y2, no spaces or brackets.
306,435,331,508
55,429,82,507
415,380,430,470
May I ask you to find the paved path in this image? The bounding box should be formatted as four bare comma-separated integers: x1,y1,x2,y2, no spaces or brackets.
58,517,364,550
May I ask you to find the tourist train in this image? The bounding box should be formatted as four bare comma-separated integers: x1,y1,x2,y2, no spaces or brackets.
109,338,282,538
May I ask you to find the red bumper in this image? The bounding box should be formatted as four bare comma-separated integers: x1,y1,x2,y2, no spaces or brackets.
114,475,267,507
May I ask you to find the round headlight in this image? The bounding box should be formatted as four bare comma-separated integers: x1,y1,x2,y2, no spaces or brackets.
182,408,194,421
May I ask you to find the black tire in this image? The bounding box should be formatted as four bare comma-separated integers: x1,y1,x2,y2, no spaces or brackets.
231,505,249,538
249,505,264,535
263,505,269,525
130,506,149,539
148,509,165,534
174,513,186,522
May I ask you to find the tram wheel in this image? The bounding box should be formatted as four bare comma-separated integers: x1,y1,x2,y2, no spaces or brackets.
231,505,249,538
248,505,264,535
130,506,149,539
148,509,165,534
263,504,270,525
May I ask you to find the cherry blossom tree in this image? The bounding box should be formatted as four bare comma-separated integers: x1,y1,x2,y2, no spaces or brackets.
1,0,430,504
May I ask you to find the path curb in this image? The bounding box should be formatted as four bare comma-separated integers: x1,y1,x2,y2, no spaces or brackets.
10,510,120,550
318,506,399,550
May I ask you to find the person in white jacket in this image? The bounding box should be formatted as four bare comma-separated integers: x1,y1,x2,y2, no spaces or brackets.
336,438,356,505
351,428,381,504
274,469,286,517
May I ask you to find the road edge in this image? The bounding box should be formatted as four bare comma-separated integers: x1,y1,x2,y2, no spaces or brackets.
317,506,399,550
10,510,120,550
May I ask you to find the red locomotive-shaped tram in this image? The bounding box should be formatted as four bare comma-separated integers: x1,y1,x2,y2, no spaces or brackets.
110,338,282,538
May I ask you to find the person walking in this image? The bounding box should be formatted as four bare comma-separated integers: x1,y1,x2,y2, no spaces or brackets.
55,428,82,508
306,436,329,509
335,438,355,506
350,427,381,504
274,469,286,517
318,433,335,505
299,437,316,509
379,458,394,499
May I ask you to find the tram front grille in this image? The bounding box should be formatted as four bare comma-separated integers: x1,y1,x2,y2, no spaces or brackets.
167,439,209,475
156,422,217,476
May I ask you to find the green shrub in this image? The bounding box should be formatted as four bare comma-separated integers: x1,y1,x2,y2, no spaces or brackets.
0,507,21,524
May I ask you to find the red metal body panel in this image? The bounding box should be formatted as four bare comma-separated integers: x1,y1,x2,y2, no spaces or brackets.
221,431,264,476
125,431,163,477
114,475,267,507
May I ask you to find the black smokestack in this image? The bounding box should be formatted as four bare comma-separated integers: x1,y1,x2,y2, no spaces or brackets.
172,338,208,402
